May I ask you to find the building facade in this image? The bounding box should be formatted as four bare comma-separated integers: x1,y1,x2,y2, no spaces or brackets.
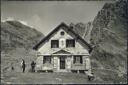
33,22,92,73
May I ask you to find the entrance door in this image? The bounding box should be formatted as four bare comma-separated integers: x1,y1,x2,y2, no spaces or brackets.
60,56,65,69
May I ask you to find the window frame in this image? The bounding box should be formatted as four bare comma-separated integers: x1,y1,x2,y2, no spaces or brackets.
43,56,51,64
51,40,59,48
73,55,83,64
66,39,75,48
60,31,65,36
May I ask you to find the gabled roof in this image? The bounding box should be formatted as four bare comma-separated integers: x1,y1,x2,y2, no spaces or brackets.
33,22,92,53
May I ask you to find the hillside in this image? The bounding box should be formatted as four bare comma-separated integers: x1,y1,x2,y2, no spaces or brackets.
1,20,44,51
1,20,44,76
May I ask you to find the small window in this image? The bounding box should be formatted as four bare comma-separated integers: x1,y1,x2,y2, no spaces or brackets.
60,31,65,35
66,39,75,47
73,56,83,64
51,40,59,48
43,56,51,64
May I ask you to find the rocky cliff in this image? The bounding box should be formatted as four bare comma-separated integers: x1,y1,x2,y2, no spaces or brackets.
70,0,127,83
69,21,93,44
90,0,127,83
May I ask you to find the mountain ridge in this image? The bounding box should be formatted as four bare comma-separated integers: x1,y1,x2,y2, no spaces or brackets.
90,0,127,83
1,20,44,51
1,20,44,76
70,0,127,83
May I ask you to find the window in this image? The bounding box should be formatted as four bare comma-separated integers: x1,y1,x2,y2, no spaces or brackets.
66,39,75,47
73,56,83,64
60,31,65,36
43,56,51,64
51,40,59,48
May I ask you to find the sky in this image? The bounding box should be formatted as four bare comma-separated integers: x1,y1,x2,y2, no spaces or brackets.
1,1,114,35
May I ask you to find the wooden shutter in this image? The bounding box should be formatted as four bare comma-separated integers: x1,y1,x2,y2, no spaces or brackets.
80,56,83,64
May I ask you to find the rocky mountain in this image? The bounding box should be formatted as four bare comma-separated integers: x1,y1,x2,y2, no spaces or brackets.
69,21,93,44
70,0,127,83
90,0,127,83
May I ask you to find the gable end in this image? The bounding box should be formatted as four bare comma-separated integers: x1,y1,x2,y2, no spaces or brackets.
33,22,92,53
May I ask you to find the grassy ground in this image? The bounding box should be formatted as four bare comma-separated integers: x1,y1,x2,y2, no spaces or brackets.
1,50,126,84
1,71,103,84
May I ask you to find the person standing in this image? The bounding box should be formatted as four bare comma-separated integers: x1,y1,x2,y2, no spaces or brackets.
31,61,36,72
21,59,26,73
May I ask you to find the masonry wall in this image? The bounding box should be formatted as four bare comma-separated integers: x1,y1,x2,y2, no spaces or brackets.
35,55,91,72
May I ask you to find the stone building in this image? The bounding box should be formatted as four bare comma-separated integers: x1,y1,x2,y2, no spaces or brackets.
33,22,92,73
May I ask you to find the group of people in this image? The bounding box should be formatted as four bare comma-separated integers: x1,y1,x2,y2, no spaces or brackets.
21,59,36,73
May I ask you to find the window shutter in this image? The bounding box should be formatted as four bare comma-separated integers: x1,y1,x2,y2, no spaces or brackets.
80,56,83,64
43,57,45,64
73,56,76,64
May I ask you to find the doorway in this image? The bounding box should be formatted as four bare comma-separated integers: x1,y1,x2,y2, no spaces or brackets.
60,56,65,69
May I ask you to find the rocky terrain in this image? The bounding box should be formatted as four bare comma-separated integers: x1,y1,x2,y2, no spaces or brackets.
90,0,127,83
70,21,93,44
71,0,127,83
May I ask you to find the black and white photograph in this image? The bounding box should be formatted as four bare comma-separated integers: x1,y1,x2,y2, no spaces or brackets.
1,0,127,84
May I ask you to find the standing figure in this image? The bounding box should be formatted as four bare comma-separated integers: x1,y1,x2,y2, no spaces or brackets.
31,61,36,72
11,66,14,71
11,63,14,71
21,59,26,73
